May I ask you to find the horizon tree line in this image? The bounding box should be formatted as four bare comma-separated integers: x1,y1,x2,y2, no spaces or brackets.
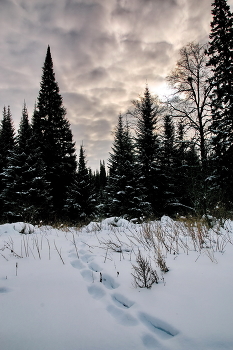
0,0,232,223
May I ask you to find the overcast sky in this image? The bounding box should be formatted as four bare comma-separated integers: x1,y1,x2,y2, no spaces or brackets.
0,0,232,170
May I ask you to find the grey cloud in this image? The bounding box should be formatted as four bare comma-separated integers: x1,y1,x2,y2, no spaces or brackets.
0,0,220,169
72,117,111,141
77,67,110,87
71,117,113,169
120,39,173,65
87,139,112,169
89,87,127,101
63,92,99,121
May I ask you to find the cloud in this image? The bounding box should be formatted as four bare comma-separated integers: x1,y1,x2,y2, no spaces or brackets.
0,0,227,170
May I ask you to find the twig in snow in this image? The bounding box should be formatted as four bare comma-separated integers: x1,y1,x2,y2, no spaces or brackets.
71,232,79,259
0,253,8,261
104,248,108,263
54,240,65,264
45,238,51,260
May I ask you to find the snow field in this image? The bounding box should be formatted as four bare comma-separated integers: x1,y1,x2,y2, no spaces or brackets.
0,217,233,349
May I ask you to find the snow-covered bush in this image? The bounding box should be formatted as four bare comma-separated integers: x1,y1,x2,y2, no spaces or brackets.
132,250,158,289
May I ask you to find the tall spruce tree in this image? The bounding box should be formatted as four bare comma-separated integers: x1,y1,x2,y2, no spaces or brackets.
106,114,148,218
33,46,77,216
0,104,53,222
0,106,15,169
0,106,15,217
206,0,233,207
133,86,161,216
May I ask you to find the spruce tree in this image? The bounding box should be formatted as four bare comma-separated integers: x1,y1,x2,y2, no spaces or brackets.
18,102,32,153
94,160,107,215
99,161,107,190
206,0,233,207
185,142,202,214
34,46,77,216
106,114,146,218
0,106,15,170
65,145,95,221
173,121,190,212
0,106,15,217
133,86,161,216
0,104,53,222
160,115,176,214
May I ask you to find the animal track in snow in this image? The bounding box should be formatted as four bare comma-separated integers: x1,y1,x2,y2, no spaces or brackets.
70,259,85,270
78,249,87,255
106,305,138,326
142,333,161,348
88,262,102,272
87,285,106,300
68,252,79,259
0,287,10,293
68,238,178,348
138,312,179,340
80,269,95,283
81,254,95,263
111,293,134,309
101,274,119,290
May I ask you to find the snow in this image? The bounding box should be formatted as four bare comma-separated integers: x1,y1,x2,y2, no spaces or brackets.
0,217,233,350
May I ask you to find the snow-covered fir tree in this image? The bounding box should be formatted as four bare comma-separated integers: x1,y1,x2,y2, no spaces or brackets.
206,0,233,207
106,114,148,218
65,145,96,222
33,46,77,217
0,106,15,170
160,114,176,214
0,106,15,216
133,86,161,216
93,160,107,215
173,121,191,212
0,104,53,222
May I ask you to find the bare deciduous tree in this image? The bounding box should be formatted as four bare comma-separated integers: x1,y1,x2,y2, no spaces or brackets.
167,42,212,174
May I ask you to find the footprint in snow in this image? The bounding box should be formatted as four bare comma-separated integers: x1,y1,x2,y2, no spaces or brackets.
138,312,179,340
81,269,95,283
107,305,138,326
87,285,106,300
70,259,85,270
0,287,10,293
142,333,161,348
101,274,119,290
88,262,102,272
68,251,79,259
78,249,87,255
81,254,95,263
111,293,135,309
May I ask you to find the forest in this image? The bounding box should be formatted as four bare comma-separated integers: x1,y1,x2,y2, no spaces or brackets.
0,0,233,224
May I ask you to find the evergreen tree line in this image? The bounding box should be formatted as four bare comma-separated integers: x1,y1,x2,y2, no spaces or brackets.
0,0,233,223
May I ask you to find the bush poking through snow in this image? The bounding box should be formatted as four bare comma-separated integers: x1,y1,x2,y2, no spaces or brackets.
132,250,158,288
156,252,169,273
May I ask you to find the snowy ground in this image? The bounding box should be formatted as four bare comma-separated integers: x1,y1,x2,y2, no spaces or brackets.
0,217,233,350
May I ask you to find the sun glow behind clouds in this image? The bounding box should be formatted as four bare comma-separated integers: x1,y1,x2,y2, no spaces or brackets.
151,83,174,101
